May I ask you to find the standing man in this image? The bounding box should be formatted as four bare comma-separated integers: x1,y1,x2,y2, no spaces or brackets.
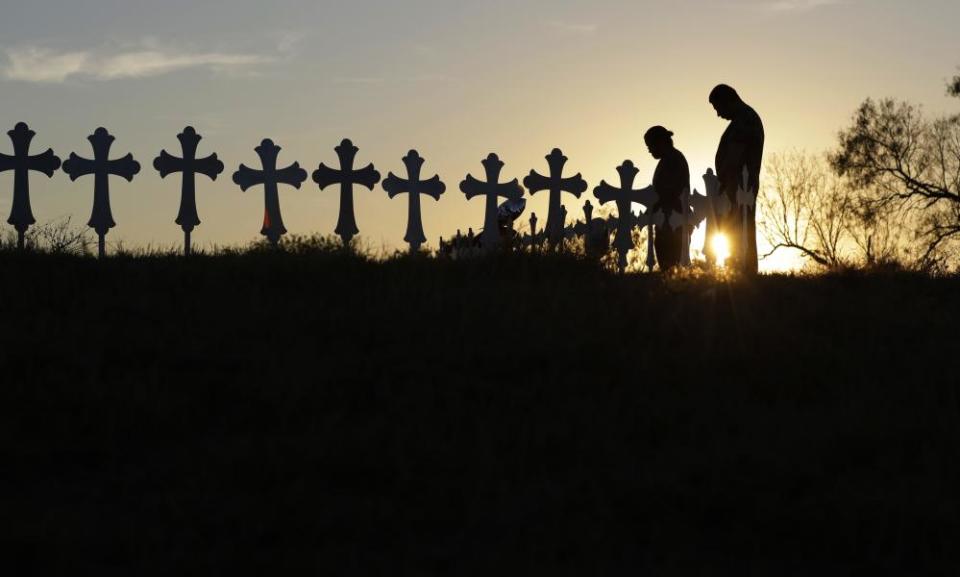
644,126,690,271
710,84,764,273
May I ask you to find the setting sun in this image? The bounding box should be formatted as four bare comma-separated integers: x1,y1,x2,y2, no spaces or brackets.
711,233,731,268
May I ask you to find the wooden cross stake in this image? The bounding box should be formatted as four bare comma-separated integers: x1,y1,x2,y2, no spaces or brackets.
594,160,657,273
459,153,524,250
523,148,587,245
62,127,140,258
382,150,445,253
154,127,224,255
0,123,61,249
313,139,381,247
233,139,307,246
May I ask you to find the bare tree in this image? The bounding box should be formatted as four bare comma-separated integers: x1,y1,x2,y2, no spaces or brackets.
759,151,850,268
830,99,960,269
844,191,914,268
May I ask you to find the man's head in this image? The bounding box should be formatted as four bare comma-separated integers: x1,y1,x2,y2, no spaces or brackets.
709,84,742,120
644,126,674,160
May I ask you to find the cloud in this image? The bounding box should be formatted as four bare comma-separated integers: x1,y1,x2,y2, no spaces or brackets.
3,48,90,83
546,21,599,36
331,76,384,85
96,51,269,80
759,0,843,12
273,30,306,55
2,44,271,83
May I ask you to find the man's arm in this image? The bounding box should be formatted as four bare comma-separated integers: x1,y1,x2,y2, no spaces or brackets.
655,155,688,212
718,140,746,182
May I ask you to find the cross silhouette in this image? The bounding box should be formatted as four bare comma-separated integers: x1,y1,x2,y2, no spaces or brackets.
233,139,307,246
62,127,141,258
668,189,710,266
703,167,728,216
459,153,523,249
701,167,727,267
563,199,613,258
636,208,665,272
0,122,61,249
593,160,657,272
529,212,539,249
523,148,587,245
565,200,593,242
382,150,445,253
521,212,542,252
313,139,381,246
736,165,757,266
153,126,224,255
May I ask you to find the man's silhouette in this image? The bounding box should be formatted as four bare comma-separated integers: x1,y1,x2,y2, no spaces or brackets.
710,84,764,273
644,126,689,270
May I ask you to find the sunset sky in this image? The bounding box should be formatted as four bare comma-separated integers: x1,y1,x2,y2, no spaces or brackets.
1,0,958,268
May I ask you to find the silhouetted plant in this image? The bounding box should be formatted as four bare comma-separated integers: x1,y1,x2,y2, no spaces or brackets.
831,99,960,270
2,216,93,255
279,233,348,255
759,152,850,269
845,192,915,270
760,151,919,270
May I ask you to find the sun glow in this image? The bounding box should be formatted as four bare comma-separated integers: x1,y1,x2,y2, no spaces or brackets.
711,234,730,268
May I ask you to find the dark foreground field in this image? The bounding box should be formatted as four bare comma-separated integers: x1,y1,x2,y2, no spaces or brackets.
2,249,959,575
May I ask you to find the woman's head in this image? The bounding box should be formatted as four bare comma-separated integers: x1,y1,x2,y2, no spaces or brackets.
644,126,674,159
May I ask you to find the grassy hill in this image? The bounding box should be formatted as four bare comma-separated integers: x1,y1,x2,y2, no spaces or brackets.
2,246,959,575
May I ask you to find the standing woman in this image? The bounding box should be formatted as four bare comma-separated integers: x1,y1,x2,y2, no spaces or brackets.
644,125,690,270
